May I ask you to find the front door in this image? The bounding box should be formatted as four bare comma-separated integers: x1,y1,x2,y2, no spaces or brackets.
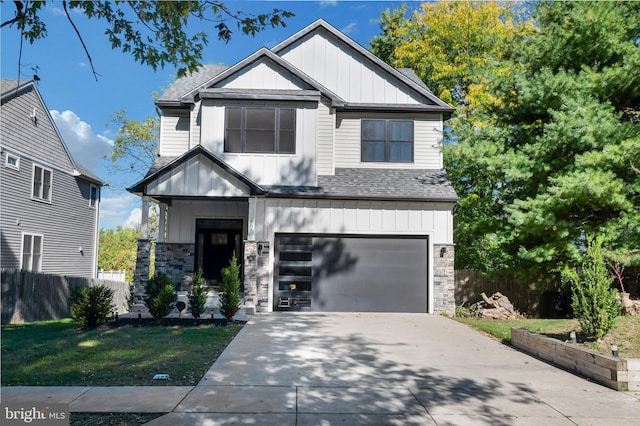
195,219,243,285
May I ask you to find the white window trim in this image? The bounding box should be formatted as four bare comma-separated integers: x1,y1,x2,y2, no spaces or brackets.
31,163,53,203
21,232,44,272
89,184,98,208
5,152,20,170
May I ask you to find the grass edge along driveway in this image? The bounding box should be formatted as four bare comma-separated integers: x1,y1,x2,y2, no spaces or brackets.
1,318,243,387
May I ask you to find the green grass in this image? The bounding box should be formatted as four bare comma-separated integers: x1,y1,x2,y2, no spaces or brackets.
1,318,243,386
454,315,640,359
70,413,162,426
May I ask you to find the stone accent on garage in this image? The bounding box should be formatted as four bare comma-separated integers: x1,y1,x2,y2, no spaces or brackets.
243,240,271,312
155,242,196,290
433,244,455,315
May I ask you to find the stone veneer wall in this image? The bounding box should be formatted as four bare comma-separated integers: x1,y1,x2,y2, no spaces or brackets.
133,239,151,301
155,242,195,290
433,244,455,315
243,240,270,311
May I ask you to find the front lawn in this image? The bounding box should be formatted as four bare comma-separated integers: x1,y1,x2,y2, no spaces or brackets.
455,315,640,359
1,318,243,386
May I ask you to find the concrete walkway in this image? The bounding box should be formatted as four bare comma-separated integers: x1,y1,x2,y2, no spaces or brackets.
2,313,640,425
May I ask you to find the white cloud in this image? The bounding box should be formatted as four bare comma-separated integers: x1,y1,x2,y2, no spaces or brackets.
341,22,358,35
99,192,140,230
124,207,142,229
50,109,113,173
319,0,338,7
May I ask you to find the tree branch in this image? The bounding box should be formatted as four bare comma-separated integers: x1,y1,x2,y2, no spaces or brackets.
0,1,24,28
62,0,99,81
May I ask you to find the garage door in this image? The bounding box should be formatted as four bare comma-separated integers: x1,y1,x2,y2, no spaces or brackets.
274,234,428,312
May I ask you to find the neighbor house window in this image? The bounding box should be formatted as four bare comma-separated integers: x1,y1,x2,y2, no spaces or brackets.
90,184,98,208
361,119,413,162
225,107,295,154
5,152,20,170
22,233,43,272
32,164,52,202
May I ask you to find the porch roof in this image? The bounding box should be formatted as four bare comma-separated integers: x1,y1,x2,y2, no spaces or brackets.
267,168,459,202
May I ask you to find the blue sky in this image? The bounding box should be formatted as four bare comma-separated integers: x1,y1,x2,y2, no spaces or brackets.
1,0,413,230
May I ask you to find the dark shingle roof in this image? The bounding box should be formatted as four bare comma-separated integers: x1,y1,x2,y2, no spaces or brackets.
157,64,229,103
268,168,459,201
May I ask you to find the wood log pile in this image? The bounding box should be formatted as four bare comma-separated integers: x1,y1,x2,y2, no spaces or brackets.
476,292,519,320
620,292,640,316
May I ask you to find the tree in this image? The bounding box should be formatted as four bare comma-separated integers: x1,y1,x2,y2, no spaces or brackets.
218,254,241,321
370,1,533,271
2,1,293,80
561,235,619,339
105,108,159,185
488,1,640,275
98,226,139,283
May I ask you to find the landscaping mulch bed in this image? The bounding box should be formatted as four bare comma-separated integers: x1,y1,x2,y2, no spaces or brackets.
104,317,243,328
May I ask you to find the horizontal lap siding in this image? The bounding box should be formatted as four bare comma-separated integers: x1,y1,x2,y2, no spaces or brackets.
1,84,97,278
160,113,190,157
335,113,443,169
0,157,97,277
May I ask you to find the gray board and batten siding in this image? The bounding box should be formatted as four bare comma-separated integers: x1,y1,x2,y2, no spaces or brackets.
1,80,100,278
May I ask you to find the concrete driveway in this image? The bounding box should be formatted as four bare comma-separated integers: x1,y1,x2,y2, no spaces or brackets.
147,312,640,425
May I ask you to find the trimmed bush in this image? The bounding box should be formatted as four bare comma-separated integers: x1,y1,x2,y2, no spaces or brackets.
188,269,208,319
561,235,619,339
145,271,177,319
219,254,241,320
71,285,115,327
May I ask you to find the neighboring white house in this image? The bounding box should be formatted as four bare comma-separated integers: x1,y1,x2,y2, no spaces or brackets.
128,19,458,314
1,80,103,278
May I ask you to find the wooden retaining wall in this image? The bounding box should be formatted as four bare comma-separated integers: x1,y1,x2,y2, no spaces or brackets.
511,327,640,392
1,269,130,324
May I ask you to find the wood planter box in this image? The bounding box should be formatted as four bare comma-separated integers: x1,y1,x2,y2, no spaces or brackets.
511,327,640,392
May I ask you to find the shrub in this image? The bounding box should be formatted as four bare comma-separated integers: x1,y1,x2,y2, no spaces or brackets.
561,235,619,339
219,254,241,320
144,271,177,319
71,285,115,327
188,269,208,318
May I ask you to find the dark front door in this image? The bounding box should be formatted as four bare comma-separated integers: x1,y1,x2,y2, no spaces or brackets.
195,219,243,285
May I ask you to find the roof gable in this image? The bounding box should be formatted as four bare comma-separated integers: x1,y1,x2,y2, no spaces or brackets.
272,19,452,112
0,79,103,185
127,145,265,197
179,48,344,106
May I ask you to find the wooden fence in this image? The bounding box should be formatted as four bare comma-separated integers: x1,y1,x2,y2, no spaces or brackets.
1,269,130,324
456,267,640,317
455,270,565,317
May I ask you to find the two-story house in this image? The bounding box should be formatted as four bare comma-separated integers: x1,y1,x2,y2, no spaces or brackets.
1,80,103,278
128,20,458,314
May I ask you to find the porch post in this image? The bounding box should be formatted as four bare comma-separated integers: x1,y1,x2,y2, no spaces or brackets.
247,197,256,240
140,196,150,240
133,195,151,304
158,202,166,243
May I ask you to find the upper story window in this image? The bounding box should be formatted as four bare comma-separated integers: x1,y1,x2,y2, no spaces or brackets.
32,164,52,202
22,233,43,272
361,119,414,163
225,107,295,154
90,184,98,208
5,152,20,170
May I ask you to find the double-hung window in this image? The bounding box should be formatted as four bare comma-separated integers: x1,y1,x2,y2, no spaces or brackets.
225,107,295,154
361,119,414,162
32,164,52,202
22,233,43,272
